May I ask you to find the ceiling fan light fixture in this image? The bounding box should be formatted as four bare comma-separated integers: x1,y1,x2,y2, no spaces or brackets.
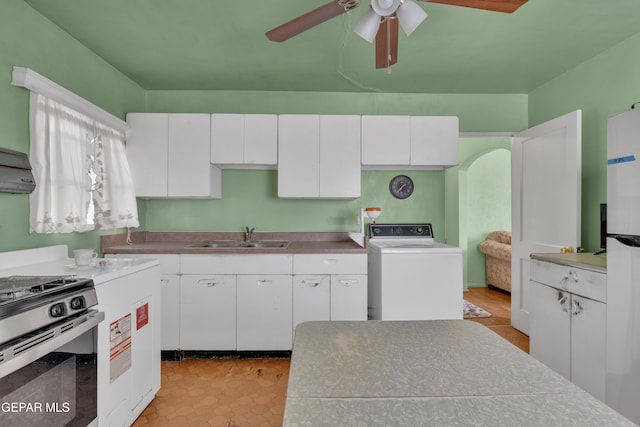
371,0,402,16
354,7,382,43
396,0,428,36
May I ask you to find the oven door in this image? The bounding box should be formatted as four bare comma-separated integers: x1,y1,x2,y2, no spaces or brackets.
0,310,104,427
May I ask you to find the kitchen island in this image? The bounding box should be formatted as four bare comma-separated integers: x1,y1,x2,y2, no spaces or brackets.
284,320,635,426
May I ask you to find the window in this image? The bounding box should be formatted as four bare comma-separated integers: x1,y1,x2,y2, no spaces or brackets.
29,93,139,233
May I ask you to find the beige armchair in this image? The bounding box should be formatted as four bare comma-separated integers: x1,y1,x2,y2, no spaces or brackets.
478,231,512,293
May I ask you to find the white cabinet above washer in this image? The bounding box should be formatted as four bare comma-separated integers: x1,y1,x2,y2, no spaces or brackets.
361,115,459,169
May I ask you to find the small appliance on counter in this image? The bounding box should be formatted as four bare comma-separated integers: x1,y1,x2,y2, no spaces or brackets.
348,207,382,247
367,223,463,320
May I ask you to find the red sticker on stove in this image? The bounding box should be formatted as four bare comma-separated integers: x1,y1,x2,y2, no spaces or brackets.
136,303,149,330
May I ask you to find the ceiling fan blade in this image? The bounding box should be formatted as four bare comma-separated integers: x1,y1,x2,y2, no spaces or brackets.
422,0,527,13
266,1,359,42
375,15,399,69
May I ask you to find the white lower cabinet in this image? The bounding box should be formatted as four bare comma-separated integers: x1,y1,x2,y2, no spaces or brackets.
107,252,365,352
293,275,331,333
160,274,180,350
180,275,237,350
330,275,367,320
237,275,293,350
529,259,606,401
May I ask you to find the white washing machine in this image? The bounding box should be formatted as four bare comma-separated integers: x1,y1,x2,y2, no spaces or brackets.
368,223,463,320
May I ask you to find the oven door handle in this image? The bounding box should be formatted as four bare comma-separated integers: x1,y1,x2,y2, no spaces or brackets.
0,309,105,379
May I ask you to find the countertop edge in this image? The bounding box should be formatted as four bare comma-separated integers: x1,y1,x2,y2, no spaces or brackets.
530,252,606,273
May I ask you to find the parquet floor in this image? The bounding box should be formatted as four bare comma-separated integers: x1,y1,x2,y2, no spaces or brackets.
133,287,527,426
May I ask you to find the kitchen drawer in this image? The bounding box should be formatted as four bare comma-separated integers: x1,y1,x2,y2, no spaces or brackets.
106,254,179,275
530,259,606,303
180,254,292,275
293,254,367,275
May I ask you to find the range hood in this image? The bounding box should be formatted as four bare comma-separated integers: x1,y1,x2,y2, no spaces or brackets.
0,147,36,194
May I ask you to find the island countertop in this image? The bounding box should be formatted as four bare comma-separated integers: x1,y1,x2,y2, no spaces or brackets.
101,231,366,254
530,252,606,273
284,320,634,426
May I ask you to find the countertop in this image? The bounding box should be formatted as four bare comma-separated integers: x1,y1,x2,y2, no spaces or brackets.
530,252,606,273
284,320,634,426
0,245,159,285
101,231,367,255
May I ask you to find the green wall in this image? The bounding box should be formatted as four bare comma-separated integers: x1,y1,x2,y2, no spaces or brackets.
0,0,145,253
529,32,640,252
445,137,511,289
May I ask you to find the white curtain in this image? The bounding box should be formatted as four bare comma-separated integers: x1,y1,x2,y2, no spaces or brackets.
29,93,139,233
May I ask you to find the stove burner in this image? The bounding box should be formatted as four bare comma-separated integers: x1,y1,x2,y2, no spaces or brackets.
0,276,80,302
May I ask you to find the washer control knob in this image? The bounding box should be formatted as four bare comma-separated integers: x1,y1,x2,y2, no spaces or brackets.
416,227,424,235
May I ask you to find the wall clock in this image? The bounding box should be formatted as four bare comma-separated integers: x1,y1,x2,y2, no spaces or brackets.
389,175,414,199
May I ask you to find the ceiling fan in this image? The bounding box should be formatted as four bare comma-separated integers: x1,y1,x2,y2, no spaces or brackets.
266,0,527,70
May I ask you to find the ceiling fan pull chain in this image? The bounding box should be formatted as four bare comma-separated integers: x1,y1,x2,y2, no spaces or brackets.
339,0,360,11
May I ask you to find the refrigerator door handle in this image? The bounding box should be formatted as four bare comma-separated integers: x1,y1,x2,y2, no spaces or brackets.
611,234,640,247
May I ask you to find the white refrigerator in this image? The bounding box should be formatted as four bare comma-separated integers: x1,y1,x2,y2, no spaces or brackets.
606,106,640,424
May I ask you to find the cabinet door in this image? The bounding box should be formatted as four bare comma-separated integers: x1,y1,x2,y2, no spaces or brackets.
293,275,330,333
319,115,361,198
529,281,571,380
180,275,236,350
167,114,214,197
237,275,293,350
131,295,154,413
211,113,244,164
571,295,606,401
160,274,180,350
244,114,278,165
361,115,410,165
410,116,459,167
278,115,320,197
125,113,169,197
330,275,367,320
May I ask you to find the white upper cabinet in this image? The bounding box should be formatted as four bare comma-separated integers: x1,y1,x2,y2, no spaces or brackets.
126,113,221,198
126,113,169,198
410,116,459,167
361,115,459,168
361,115,411,166
211,113,278,167
319,115,361,198
278,114,361,199
278,115,320,197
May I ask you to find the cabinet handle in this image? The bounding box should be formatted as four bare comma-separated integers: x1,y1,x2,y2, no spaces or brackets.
339,279,358,287
572,299,583,316
198,279,219,287
257,279,272,287
557,291,569,312
301,279,321,287
323,258,338,265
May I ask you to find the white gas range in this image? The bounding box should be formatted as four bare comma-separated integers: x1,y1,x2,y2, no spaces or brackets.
0,245,161,427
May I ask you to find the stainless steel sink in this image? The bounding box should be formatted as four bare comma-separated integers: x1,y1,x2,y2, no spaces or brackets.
241,241,289,248
186,240,289,249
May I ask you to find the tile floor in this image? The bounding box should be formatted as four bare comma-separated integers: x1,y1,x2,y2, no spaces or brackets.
132,358,290,427
133,287,526,426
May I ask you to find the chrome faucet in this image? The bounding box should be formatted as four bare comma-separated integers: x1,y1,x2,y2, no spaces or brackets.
245,227,255,243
